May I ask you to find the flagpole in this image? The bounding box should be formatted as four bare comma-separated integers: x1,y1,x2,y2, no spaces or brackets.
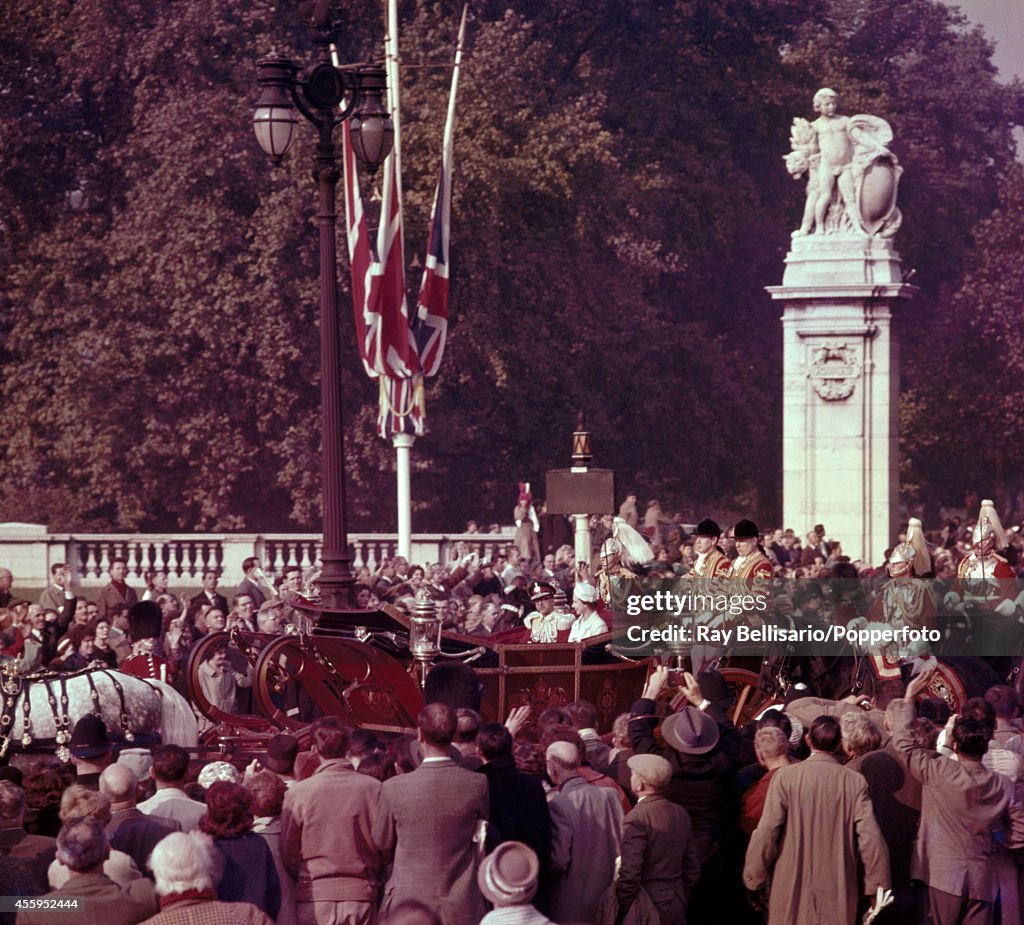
385,0,414,563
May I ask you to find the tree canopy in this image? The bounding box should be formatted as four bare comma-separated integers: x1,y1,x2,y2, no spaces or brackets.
1,0,1021,533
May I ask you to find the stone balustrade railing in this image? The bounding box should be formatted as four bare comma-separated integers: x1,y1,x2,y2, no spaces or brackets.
0,523,514,591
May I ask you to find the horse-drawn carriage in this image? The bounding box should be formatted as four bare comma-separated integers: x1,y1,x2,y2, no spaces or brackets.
181,596,1014,746
1,602,1012,766
184,602,651,743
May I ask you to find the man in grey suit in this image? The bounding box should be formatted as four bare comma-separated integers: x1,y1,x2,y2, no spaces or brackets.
893,668,1024,925
38,563,74,616
373,703,488,925
546,740,623,924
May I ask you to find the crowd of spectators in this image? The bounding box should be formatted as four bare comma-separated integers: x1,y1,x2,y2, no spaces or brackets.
0,557,311,692
4,661,1024,925
4,498,1024,924
3,497,1024,685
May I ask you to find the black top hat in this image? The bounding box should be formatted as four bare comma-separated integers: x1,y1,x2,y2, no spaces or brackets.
733,519,760,540
69,714,112,759
263,734,299,774
694,519,721,538
129,600,163,642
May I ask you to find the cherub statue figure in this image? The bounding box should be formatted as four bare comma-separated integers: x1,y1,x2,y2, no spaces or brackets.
785,88,902,237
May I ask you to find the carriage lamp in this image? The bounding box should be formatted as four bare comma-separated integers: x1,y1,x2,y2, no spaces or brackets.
572,410,592,467
410,596,443,686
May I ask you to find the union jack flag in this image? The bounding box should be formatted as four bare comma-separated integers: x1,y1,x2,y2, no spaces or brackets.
411,6,464,379
411,124,453,377
341,124,419,381
371,135,420,381
342,6,465,439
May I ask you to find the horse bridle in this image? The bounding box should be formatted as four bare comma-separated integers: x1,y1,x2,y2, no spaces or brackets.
0,661,23,760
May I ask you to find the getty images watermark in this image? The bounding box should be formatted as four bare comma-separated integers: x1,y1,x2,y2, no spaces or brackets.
615,588,941,653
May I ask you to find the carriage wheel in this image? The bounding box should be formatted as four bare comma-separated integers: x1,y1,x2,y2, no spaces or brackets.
720,668,781,727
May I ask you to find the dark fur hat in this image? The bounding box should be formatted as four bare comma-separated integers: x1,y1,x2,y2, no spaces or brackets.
129,600,162,642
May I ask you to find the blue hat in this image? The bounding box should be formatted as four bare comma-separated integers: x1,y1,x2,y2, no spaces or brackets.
69,714,112,759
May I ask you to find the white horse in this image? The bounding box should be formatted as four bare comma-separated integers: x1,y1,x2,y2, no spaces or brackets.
1,666,198,760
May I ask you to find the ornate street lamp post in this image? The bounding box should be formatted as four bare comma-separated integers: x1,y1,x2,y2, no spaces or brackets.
253,13,393,613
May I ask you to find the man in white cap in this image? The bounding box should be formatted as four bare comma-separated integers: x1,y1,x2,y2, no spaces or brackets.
478,842,552,925
567,583,609,643
524,582,572,643
617,754,700,925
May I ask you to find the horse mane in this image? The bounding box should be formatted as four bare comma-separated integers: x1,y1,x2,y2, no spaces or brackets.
139,678,200,748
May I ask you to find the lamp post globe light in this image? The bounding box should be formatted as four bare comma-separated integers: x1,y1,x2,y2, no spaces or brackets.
253,13,394,614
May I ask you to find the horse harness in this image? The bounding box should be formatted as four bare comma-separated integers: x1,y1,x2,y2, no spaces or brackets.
0,665,154,762
0,660,22,760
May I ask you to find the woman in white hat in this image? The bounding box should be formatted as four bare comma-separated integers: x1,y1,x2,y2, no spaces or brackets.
478,842,551,925
567,583,609,643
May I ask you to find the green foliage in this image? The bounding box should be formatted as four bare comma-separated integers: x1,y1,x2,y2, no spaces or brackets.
1,0,1021,534
901,165,1024,513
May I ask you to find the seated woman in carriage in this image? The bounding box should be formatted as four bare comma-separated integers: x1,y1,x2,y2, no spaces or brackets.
524,581,609,644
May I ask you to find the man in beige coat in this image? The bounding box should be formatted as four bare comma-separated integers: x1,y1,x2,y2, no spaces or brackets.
743,715,890,925
280,717,381,925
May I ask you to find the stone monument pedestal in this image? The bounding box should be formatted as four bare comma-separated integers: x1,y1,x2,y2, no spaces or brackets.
767,235,916,566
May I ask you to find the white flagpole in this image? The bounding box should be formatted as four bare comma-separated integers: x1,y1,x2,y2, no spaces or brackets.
386,0,414,563
446,6,468,148
384,0,403,261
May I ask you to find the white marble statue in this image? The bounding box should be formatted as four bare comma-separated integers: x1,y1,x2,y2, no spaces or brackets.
785,88,903,237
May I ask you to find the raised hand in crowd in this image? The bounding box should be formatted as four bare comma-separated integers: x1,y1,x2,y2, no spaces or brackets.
504,704,532,739
904,665,937,701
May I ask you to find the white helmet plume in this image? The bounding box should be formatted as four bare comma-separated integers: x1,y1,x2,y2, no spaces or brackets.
611,516,654,567
972,500,1008,549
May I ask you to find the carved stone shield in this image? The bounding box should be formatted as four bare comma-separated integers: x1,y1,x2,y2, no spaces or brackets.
808,342,860,401
858,155,902,235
